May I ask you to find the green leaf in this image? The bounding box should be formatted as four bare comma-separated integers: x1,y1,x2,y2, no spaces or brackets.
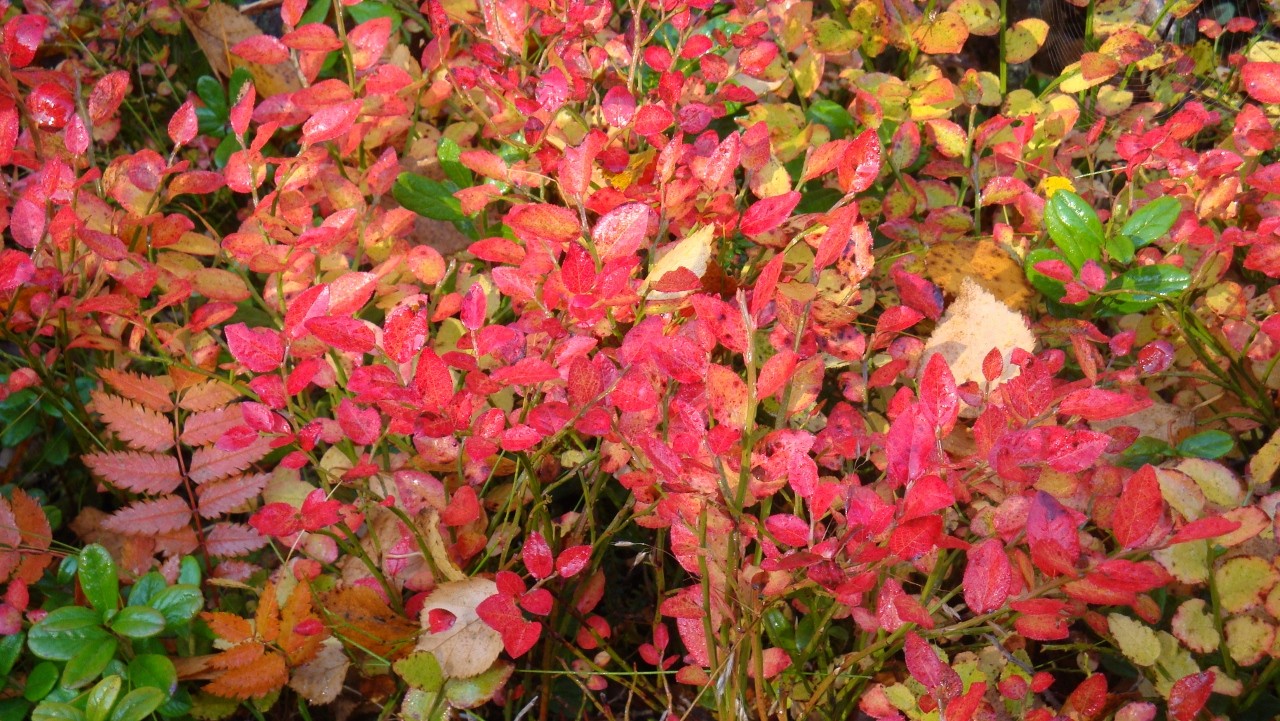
23,662,59,702
178,557,201,587
347,0,402,31
443,661,513,709
1024,247,1069,302
1120,196,1181,248
127,573,166,608
56,556,77,585
28,607,109,661
31,702,84,721
1104,231,1135,265
148,585,203,627
1176,430,1234,459
0,698,33,721
126,655,176,697
393,651,444,692
109,607,166,639
1044,191,1103,269
62,638,118,690
438,138,472,189
1100,264,1191,314
1118,437,1174,469
394,173,465,222
85,676,121,721
78,545,118,614
805,99,855,138
107,688,165,721
195,76,227,123
0,632,25,686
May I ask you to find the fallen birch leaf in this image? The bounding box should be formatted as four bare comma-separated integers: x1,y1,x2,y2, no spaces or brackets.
921,277,1036,397
180,3,301,97
415,578,504,678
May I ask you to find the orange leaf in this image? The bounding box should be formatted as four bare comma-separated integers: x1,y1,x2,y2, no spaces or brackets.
83,450,183,494
210,641,266,670
98,368,174,412
102,496,192,535
320,586,419,659
257,583,281,644
913,11,968,55
203,649,288,699
91,390,176,452
179,379,242,412
203,611,254,644
10,489,52,584
180,405,244,448
280,582,325,665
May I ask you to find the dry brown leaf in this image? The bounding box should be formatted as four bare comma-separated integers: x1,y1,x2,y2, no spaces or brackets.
288,639,350,705
921,277,1036,398
415,577,504,678
321,585,419,660
179,3,301,97
925,239,1036,312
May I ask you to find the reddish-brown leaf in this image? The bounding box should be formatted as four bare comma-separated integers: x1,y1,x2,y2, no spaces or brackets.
83,450,183,494
188,437,272,484
99,369,175,412
204,649,288,699
103,495,192,535
197,473,270,519
91,390,175,452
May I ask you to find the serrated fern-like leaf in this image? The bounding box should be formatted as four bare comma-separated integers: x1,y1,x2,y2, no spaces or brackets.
181,405,244,447
180,380,242,412
91,390,176,452
196,472,270,519
188,437,272,484
205,522,268,558
102,495,192,535
83,450,183,494
203,649,288,700
98,368,174,412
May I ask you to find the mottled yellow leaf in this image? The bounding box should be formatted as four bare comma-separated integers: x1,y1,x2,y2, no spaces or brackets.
1225,615,1274,667
925,240,1036,312
1110,613,1161,666
1004,18,1049,64
1215,556,1277,614
1153,541,1210,585
913,11,969,55
1176,458,1244,508
1171,599,1219,654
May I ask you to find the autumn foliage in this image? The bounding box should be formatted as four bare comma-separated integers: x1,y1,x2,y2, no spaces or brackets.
2,0,1280,719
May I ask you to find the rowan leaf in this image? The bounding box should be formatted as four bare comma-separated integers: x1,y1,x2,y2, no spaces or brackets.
82,451,183,494
196,473,270,519
202,611,253,644
103,496,192,535
188,436,271,484
203,649,288,699
319,586,416,659
98,369,174,412
179,380,242,412
180,405,245,448
204,522,268,558
91,390,176,452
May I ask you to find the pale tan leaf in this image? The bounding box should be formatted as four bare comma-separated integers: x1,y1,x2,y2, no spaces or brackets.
179,3,302,97
99,368,174,412
642,225,715,301
83,450,183,494
921,277,1036,404
103,495,192,535
197,473,270,518
181,405,244,448
91,390,176,452
288,639,349,705
415,577,504,678
179,380,243,412
189,437,271,484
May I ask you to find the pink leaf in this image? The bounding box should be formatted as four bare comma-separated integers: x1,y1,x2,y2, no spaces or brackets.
522,532,554,580
168,99,197,147
904,632,962,701
918,354,958,435
0,250,35,293
231,34,289,64
225,323,284,374
592,203,652,261
1242,62,1280,104
556,546,592,578
740,192,800,237
964,539,1012,613
103,496,192,535
302,100,362,146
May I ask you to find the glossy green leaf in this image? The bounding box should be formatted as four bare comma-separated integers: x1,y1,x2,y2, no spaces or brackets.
438,138,472,189
127,655,176,697
177,557,201,587
85,676,121,721
1177,430,1234,459
148,585,202,627
62,638,118,690
347,0,402,30
23,662,59,702
1121,196,1181,248
107,688,165,721
126,573,166,608
56,556,77,586
1104,231,1135,265
78,545,118,614
109,607,166,639
0,698,33,721
30,702,84,721
806,99,855,138
0,632,25,686
1118,437,1174,469
1044,190,1103,269
28,607,109,661
1100,264,1191,314
443,661,513,709
1024,247,1069,302
195,76,226,125
394,173,465,222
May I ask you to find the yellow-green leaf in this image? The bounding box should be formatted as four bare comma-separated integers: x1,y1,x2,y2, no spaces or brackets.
1109,613,1160,667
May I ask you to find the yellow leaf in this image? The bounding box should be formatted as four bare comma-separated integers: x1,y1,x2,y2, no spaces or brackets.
912,11,969,55
1171,599,1219,654
415,578,505,679
1153,541,1210,585
1004,18,1048,64
1215,556,1277,614
1247,428,1280,492
643,225,716,301
1225,616,1274,667
950,0,1000,36
1176,459,1244,507
1039,176,1076,199
1109,613,1161,667
921,278,1037,397
925,240,1036,312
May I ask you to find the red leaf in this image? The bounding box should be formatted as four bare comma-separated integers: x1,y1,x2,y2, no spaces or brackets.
1168,515,1240,545
169,99,197,147
522,532,554,580
1112,465,1162,549
415,349,454,408
1059,387,1150,421
756,349,798,399
300,488,342,531
1062,674,1108,721
592,203,651,262
561,242,596,294
347,17,391,71
231,34,289,64
27,82,74,130
963,539,1012,613
327,271,377,316
226,323,285,374
88,71,131,123
477,593,542,658
889,515,942,559
945,681,987,721
507,203,580,247
489,358,559,387
702,133,740,191
1242,62,1280,104
1027,492,1081,576
1168,671,1214,721
602,86,636,127
282,24,343,52
250,503,303,537
556,546,592,578
740,192,800,237
918,354,958,435
765,514,810,547
904,632,962,701
302,100,362,145
902,475,954,520
4,15,48,69
839,129,882,194
205,522,268,558
336,399,381,445
305,317,375,353
0,250,35,293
